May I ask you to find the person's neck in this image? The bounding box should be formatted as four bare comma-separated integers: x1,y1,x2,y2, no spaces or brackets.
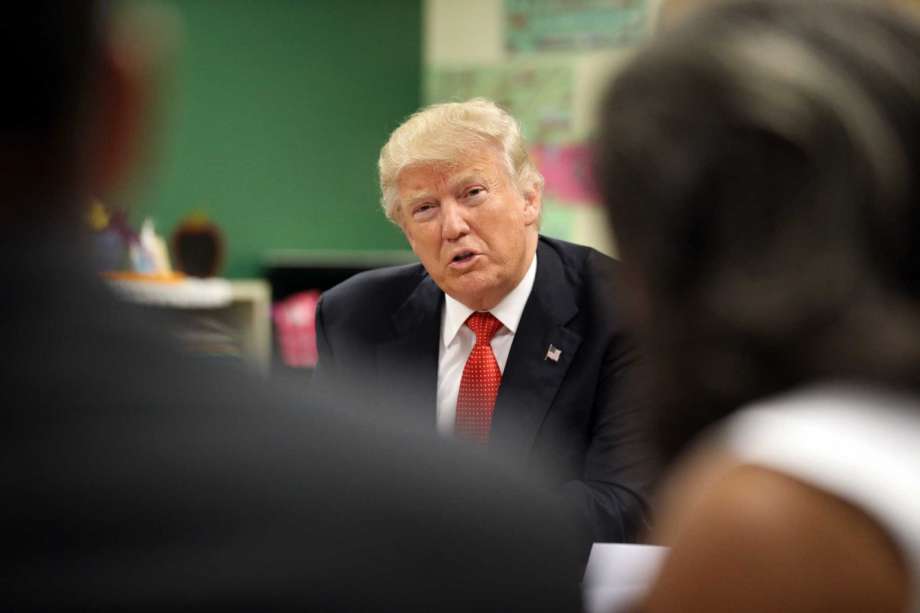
0,207,93,279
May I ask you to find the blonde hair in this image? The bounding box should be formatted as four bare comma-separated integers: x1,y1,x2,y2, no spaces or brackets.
378,98,544,223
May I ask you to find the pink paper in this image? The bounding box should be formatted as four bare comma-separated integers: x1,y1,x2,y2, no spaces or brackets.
532,144,599,205
272,290,321,368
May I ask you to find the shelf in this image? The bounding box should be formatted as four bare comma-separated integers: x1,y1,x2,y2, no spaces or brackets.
107,276,234,308
108,277,271,374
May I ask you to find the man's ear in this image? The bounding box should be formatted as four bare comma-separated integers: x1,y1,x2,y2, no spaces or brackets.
88,5,179,198
522,184,542,226
86,33,148,198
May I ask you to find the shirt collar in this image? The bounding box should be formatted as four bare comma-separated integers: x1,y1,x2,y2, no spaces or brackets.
441,253,538,348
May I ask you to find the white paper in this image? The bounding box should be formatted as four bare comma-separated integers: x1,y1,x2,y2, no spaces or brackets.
583,543,669,613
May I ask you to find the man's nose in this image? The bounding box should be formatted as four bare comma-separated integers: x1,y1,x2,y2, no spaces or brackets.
441,200,469,241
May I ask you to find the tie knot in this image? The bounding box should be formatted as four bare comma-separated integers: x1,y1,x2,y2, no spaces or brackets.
466,312,502,344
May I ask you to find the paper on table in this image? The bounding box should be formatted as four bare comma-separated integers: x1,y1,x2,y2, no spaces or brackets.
582,543,669,613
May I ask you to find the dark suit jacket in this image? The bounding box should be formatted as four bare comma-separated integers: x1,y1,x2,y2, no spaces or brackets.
1,226,582,611
314,236,653,544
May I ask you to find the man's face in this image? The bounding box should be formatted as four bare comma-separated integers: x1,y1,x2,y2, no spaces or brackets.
396,146,541,311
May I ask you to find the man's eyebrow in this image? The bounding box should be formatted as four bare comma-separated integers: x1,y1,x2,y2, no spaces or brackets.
449,172,489,191
403,191,436,207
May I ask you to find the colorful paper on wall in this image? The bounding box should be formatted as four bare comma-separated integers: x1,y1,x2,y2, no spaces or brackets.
505,0,648,54
540,199,578,241
532,143,597,205
426,63,575,145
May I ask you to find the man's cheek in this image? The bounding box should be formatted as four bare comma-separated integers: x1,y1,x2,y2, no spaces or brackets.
400,225,418,252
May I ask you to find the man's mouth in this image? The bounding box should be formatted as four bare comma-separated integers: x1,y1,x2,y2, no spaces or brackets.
449,250,479,269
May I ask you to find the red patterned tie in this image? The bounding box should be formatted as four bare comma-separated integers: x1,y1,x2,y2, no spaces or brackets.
455,312,504,443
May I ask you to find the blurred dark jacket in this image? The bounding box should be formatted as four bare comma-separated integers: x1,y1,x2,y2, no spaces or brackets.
0,225,583,612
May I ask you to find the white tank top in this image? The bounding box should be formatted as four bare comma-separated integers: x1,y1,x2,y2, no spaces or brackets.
719,383,920,611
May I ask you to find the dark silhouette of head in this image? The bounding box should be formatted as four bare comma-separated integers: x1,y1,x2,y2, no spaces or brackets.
595,0,920,460
1,1,142,227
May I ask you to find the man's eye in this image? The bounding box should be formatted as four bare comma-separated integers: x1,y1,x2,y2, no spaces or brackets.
465,187,486,199
413,203,436,217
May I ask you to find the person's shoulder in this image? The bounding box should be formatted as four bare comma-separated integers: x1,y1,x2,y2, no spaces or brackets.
537,236,621,318
642,453,910,613
538,235,618,279
320,261,428,308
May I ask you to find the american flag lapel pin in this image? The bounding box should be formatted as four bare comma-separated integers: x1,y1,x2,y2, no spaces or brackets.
545,344,562,362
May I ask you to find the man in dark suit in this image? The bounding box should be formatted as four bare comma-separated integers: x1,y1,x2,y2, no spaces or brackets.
313,98,653,546
2,4,583,610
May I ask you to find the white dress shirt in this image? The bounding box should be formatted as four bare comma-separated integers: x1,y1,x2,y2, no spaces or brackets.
436,254,538,436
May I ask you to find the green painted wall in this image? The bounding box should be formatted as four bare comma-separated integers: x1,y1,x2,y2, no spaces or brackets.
136,0,419,278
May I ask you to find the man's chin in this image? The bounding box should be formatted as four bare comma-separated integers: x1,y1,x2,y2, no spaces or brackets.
445,281,506,311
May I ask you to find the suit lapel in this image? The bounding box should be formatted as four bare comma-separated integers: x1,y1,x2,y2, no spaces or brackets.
491,240,582,465
375,275,442,428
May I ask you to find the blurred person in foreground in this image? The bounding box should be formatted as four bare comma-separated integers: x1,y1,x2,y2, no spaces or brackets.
0,3,584,610
312,98,654,550
595,0,920,610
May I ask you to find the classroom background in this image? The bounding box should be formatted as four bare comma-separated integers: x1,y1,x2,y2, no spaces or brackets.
107,0,918,376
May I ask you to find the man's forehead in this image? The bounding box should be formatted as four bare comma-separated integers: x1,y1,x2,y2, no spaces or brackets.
398,150,504,190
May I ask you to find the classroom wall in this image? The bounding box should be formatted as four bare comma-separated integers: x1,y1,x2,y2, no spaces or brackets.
135,0,421,278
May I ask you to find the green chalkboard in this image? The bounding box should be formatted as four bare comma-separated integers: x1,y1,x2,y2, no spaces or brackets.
134,0,420,278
